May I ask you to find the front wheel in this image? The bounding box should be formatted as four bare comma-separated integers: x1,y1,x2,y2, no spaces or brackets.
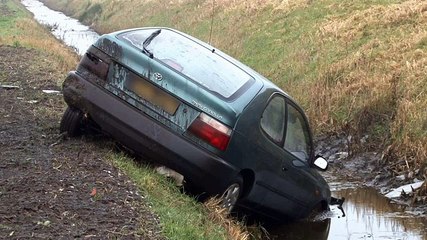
59,106,84,137
220,176,243,213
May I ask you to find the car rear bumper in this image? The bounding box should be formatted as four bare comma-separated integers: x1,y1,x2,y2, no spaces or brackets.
62,71,239,195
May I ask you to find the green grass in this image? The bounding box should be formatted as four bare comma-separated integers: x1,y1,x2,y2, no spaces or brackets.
0,0,27,37
78,3,102,23
110,153,229,240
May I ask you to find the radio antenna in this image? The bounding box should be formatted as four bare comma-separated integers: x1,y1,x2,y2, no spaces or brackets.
208,0,215,45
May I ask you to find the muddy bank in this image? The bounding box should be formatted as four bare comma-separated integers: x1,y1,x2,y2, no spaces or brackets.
0,46,163,239
316,133,426,212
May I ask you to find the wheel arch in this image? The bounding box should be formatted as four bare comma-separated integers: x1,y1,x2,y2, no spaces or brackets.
239,169,255,198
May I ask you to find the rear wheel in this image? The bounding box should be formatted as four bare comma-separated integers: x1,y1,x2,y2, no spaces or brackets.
60,107,84,137
221,176,243,213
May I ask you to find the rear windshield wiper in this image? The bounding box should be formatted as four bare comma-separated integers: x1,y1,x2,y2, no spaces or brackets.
142,29,161,59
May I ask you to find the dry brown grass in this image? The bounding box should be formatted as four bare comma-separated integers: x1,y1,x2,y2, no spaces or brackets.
203,0,311,12
1,18,78,81
311,0,427,173
41,0,311,34
319,0,427,41
204,198,252,240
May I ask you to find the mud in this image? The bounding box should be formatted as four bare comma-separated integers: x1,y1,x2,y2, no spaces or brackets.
0,46,163,239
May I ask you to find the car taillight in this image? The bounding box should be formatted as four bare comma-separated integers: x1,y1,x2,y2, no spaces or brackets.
188,113,232,151
78,47,110,81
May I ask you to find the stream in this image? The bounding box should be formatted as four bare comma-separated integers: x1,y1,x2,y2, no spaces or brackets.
21,0,99,56
21,0,427,239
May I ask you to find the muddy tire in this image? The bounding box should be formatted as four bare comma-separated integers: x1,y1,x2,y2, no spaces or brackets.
60,106,84,137
221,176,243,213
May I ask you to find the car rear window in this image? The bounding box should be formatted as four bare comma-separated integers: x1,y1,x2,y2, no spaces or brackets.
118,29,254,99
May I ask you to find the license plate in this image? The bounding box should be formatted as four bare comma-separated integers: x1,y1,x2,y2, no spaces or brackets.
130,78,180,115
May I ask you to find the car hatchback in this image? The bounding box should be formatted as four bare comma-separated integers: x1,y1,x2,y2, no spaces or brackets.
60,27,331,220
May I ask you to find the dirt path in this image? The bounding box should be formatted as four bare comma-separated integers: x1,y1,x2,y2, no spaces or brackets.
0,46,163,239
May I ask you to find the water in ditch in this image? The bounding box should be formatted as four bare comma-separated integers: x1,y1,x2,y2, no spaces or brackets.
268,180,427,239
21,0,427,239
21,0,99,55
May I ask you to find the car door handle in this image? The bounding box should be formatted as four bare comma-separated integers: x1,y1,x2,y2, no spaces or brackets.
282,167,288,171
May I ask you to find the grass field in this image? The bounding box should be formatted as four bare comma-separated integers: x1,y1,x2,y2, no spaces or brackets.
41,0,427,175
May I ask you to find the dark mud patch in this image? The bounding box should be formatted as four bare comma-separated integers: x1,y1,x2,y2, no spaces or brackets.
0,46,163,239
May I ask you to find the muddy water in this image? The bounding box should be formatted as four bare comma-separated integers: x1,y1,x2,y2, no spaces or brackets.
22,1,427,239
269,178,427,240
21,0,99,55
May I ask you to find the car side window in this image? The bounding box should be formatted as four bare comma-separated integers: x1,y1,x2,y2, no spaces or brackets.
284,104,311,162
260,96,285,143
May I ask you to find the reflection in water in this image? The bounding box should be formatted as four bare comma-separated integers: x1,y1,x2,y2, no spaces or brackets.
21,0,99,55
269,219,331,240
269,187,427,240
329,187,426,240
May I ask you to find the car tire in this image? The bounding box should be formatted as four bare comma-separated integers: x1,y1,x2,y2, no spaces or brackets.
220,176,243,213
60,106,84,137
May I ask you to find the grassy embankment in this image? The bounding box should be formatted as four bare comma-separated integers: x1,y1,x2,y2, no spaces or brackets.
42,0,427,176
2,0,251,239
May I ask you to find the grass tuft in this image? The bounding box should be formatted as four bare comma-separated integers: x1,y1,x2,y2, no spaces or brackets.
204,198,251,240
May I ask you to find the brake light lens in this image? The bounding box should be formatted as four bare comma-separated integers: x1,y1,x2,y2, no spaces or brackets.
188,113,232,151
78,47,110,81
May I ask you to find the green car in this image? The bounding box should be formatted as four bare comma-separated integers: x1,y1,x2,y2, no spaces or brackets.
60,27,331,221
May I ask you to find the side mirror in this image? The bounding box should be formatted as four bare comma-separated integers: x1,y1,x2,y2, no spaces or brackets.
313,156,328,171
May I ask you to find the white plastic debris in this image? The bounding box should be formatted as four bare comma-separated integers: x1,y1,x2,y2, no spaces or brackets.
395,174,405,181
385,181,425,199
42,90,61,94
1,85,19,89
155,166,184,187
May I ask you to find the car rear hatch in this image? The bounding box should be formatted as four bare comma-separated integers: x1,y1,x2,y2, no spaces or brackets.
90,28,263,153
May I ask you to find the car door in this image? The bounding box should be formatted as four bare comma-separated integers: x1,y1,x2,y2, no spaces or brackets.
255,93,322,218
254,93,309,217
280,100,319,210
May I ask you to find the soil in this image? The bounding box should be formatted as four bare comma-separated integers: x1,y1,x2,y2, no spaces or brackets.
0,46,164,239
